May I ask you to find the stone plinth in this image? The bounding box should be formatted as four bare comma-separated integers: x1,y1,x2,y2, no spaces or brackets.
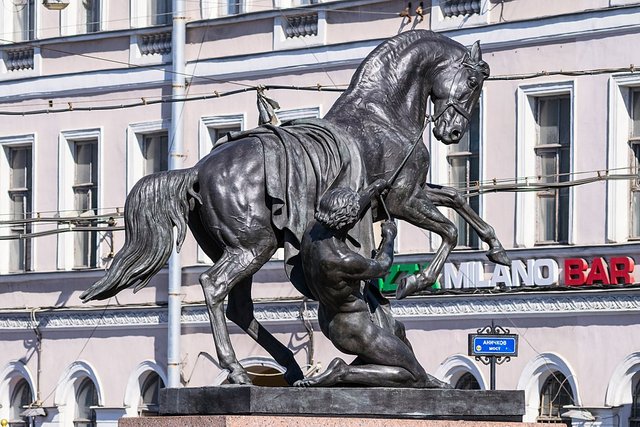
120,415,548,427
159,386,525,422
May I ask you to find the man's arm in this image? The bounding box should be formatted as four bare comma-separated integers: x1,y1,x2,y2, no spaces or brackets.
336,221,397,281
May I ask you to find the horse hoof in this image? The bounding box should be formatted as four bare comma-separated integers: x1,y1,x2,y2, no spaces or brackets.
487,248,510,266
228,370,252,385
284,365,305,385
396,275,418,300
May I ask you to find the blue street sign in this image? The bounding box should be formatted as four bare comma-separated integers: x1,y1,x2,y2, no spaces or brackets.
468,334,518,357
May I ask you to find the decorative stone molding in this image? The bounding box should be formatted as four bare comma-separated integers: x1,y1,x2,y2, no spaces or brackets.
284,13,318,38
442,0,481,18
1,291,639,330
5,47,34,71
139,32,172,56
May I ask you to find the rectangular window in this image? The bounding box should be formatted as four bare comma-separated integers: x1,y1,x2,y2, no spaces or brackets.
82,0,101,33
73,141,98,268
143,132,168,175
448,106,480,248
13,0,35,42
8,146,32,272
208,125,241,147
630,89,640,238
150,0,172,25
222,0,242,16
534,96,571,244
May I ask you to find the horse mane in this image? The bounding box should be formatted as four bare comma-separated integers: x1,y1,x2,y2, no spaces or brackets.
349,30,466,91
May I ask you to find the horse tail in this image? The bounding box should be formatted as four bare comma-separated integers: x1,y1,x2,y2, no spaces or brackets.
80,168,200,302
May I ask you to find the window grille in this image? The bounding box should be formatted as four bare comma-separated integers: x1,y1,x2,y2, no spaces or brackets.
537,372,573,425
534,96,570,244
8,146,32,272
73,141,98,268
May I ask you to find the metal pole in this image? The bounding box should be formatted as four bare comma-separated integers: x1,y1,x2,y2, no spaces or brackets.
167,0,186,389
489,320,496,390
490,356,496,390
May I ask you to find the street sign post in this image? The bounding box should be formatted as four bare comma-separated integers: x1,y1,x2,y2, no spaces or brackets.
468,321,518,390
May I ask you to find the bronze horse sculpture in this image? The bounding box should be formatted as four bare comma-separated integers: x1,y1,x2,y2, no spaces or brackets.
81,30,509,386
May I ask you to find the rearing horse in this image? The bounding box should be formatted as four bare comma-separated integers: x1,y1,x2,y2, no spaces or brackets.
81,30,509,386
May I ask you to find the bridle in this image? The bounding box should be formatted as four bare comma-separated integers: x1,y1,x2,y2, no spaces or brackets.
378,54,481,219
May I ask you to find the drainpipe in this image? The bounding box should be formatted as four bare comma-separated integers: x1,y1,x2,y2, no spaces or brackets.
167,0,186,389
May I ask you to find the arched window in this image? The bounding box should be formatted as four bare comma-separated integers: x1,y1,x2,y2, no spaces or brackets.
538,372,574,425
9,379,32,427
455,372,481,390
138,372,164,416
631,378,640,427
74,378,98,427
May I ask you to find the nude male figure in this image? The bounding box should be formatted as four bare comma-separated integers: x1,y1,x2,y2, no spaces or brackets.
295,181,448,388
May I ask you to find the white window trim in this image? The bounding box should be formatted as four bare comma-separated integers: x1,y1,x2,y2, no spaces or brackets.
516,81,575,248
198,113,245,160
430,0,490,32
0,0,38,43
201,0,246,19
54,360,104,427
197,114,245,264
123,360,167,417
0,134,36,274
127,119,170,192
273,10,326,51
516,353,581,423
607,74,640,243
0,361,36,423
57,128,103,271
60,0,103,37
277,106,320,122
434,354,486,390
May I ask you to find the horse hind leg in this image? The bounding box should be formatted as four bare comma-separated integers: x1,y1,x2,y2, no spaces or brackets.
199,244,276,385
424,184,510,266
226,279,305,384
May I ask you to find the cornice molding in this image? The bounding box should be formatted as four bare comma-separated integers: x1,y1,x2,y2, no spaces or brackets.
1,291,639,330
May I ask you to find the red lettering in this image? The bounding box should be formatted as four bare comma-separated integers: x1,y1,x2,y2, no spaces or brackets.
586,257,610,285
564,258,588,286
610,257,635,285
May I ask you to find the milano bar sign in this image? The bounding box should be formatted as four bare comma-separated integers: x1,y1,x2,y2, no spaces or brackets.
444,256,635,289
379,256,637,291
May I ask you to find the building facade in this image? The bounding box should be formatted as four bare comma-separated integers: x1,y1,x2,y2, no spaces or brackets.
0,0,639,426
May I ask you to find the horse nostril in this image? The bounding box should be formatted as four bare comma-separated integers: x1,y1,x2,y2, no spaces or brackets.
450,129,461,140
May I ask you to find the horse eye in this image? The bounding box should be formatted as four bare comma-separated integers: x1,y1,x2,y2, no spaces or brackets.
468,77,478,88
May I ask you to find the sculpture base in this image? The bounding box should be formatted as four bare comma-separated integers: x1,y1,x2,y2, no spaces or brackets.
158,386,526,421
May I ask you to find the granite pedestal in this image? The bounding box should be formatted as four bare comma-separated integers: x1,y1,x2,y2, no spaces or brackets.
158,386,526,421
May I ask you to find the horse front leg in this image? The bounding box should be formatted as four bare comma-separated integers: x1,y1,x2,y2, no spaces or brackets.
388,189,458,299
424,184,510,266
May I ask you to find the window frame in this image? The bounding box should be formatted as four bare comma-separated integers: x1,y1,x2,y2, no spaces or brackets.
0,135,35,274
537,372,574,425
131,0,172,28
607,74,640,242
516,82,575,248
2,0,36,42
533,95,571,245
58,129,103,270
127,120,170,191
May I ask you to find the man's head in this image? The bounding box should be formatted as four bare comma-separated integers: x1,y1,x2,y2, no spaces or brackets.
315,187,360,231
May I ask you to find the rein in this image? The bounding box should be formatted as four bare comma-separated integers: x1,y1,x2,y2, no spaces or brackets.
377,55,476,220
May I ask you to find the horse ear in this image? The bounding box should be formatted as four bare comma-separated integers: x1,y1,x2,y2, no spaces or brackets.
469,40,482,62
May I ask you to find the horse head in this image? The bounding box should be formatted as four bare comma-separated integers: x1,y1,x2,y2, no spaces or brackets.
430,41,490,145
